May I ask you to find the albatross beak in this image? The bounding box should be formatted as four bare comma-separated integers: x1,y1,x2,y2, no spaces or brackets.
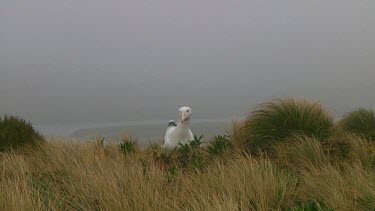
181,115,187,123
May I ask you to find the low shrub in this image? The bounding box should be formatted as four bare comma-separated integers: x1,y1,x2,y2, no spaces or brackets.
0,115,44,151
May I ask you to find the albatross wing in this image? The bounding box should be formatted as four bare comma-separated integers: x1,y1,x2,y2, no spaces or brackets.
163,120,177,147
167,120,177,127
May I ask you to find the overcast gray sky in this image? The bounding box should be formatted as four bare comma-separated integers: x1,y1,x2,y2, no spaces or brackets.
1,0,375,124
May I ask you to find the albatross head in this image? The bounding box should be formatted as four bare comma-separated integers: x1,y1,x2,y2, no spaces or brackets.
179,106,192,123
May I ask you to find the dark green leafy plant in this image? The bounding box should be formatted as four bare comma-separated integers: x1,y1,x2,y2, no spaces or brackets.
206,135,232,156
0,115,44,151
178,135,204,151
118,135,136,154
244,98,334,152
177,135,205,170
118,141,136,154
177,142,191,154
189,135,204,149
340,108,375,141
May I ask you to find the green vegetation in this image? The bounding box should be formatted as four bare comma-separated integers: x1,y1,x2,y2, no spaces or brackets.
177,135,205,170
244,98,334,152
118,134,137,154
340,108,375,141
0,115,44,151
206,135,232,156
0,98,375,210
178,135,204,152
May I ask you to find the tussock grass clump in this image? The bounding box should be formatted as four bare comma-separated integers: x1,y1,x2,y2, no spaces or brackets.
325,134,375,170
0,115,44,151
340,108,375,141
244,98,334,152
273,135,330,171
25,140,174,210
178,155,298,210
345,135,375,170
301,164,375,210
227,120,247,151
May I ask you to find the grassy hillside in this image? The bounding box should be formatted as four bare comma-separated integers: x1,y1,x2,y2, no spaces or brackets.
1,98,375,210
1,134,374,210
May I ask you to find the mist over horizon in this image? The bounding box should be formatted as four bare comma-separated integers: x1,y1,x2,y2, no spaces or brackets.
1,0,375,125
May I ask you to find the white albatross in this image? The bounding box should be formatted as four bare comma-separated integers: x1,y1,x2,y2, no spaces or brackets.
162,106,194,148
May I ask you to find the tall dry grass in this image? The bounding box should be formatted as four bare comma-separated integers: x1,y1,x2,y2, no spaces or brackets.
177,156,298,210
344,135,375,170
227,120,247,151
0,139,297,210
0,135,373,210
0,152,45,210
270,134,375,210
25,141,174,210
300,164,375,210
272,135,331,171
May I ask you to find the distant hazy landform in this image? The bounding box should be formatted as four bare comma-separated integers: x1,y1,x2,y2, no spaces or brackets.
37,118,233,145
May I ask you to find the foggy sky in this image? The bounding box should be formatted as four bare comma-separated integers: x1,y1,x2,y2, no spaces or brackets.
1,0,375,124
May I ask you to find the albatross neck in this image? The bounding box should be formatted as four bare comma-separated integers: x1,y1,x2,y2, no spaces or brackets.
177,119,190,127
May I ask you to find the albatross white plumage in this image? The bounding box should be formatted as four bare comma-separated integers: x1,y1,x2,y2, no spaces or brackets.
162,106,194,148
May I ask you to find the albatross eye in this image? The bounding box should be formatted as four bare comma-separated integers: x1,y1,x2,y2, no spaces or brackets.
187,110,189,112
